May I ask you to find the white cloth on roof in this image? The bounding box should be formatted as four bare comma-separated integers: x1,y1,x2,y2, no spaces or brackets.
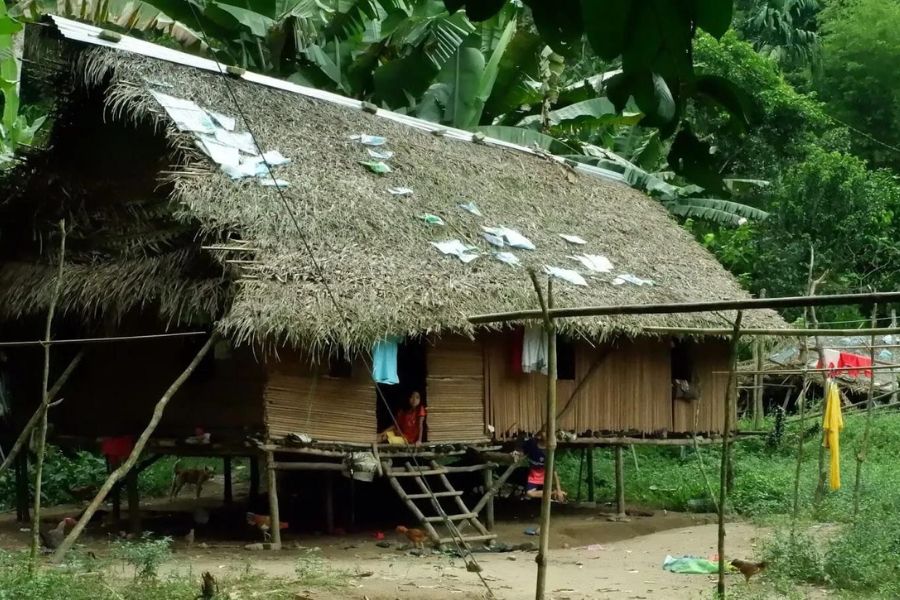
482,226,536,250
495,252,520,266
522,326,548,374
432,239,479,263
821,348,840,370
559,234,587,245
544,266,588,287
570,254,613,273
612,273,653,286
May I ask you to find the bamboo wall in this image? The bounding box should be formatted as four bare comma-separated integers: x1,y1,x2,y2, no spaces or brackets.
672,340,733,433
264,351,376,442
425,335,486,442
485,333,732,436
50,339,265,440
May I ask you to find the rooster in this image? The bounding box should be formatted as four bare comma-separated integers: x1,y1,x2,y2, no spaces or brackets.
730,559,767,583
39,517,76,551
246,512,288,542
396,525,428,550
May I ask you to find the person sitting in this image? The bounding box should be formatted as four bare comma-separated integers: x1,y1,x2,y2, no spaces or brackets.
521,431,567,502
379,390,427,445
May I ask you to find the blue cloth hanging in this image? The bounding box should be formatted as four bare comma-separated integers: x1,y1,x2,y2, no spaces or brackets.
372,336,401,384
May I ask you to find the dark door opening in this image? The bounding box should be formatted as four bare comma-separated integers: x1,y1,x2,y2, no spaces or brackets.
375,338,429,441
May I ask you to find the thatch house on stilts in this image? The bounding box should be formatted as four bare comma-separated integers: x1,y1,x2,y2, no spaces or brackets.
0,17,783,545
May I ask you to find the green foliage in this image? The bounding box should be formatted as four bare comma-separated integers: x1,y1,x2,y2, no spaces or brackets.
111,533,173,579
738,0,821,69
762,529,827,584
817,0,900,171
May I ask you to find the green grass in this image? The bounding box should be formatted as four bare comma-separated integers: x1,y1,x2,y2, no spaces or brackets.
557,410,900,598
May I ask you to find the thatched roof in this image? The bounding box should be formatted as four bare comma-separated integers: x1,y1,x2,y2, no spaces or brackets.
3,17,784,350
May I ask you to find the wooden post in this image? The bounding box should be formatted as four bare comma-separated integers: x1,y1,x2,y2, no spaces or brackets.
586,444,595,503
483,467,494,531
223,457,233,506
892,309,898,405
265,449,282,549
111,481,121,523
717,311,743,599
249,455,260,502
324,472,335,534
531,272,557,600
31,220,66,564
614,445,626,519
53,332,219,561
852,306,878,517
127,470,140,535
751,291,766,429
791,380,810,527
15,452,29,523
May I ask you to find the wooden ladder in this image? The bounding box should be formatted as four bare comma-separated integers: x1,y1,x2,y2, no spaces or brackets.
385,460,496,548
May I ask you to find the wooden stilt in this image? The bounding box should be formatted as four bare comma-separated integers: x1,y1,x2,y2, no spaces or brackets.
483,467,494,531
348,477,356,529
324,472,335,534
586,444,595,504
15,452,29,523
575,448,584,503
223,457,233,506
111,475,122,523
127,470,140,535
265,450,282,549
614,445,626,519
249,456,260,502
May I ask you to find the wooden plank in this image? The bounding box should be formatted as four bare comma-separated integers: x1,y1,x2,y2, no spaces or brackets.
388,467,447,477
424,513,475,522
407,491,463,499
438,534,496,544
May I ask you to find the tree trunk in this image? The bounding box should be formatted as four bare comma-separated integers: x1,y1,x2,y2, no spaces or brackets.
791,381,810,527
53,332,219,561
31,221,66,564
717,311,743,598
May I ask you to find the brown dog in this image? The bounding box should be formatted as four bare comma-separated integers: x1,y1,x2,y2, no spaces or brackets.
170,460,215,499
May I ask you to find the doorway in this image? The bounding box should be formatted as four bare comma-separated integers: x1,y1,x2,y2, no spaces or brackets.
375,338,429,440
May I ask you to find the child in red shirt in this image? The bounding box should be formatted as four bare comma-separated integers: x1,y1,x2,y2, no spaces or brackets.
380,390,427,445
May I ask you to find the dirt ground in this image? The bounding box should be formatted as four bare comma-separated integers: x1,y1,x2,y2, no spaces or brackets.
0,491,771,600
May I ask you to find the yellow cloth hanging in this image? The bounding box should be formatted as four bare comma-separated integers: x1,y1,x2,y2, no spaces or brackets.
822,378,844,491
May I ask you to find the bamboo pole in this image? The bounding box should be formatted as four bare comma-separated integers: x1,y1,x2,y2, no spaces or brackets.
614,446,625,519
717,311,743,598
468,291,900,325
531,271,556,600
31,220,66,564
791,379,811,527
0,350,84,476
645,326,900,337
53,332,219,561
852,307,878,517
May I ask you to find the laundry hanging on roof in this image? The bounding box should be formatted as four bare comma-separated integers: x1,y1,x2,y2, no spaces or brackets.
822,378,844,491
372,337,401,385
522,326,549,374
818,349,872,378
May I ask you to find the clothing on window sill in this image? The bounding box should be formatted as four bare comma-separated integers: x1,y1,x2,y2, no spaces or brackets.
522,326,548,374
372,336,400,384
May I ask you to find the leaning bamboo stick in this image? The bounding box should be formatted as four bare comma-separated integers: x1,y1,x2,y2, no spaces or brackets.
31,220,66,564
53,332,219,561
717,311,743,598
852,307,878,517
0,350,84,476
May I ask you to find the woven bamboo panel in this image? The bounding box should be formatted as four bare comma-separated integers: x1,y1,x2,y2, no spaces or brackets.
265,353,376,442
486,332,673,436
673,340,733,433
426,335,486,441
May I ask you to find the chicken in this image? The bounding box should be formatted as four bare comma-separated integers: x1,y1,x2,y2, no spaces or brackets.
245,512,288,541
184,528,195,548
39,517,76,551
730,559,767,583
396,525,428,550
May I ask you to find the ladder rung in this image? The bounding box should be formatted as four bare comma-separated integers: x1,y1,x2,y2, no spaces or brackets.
438,533,496,544
424,513,476,522
389,468,447,477
407,491,463,499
